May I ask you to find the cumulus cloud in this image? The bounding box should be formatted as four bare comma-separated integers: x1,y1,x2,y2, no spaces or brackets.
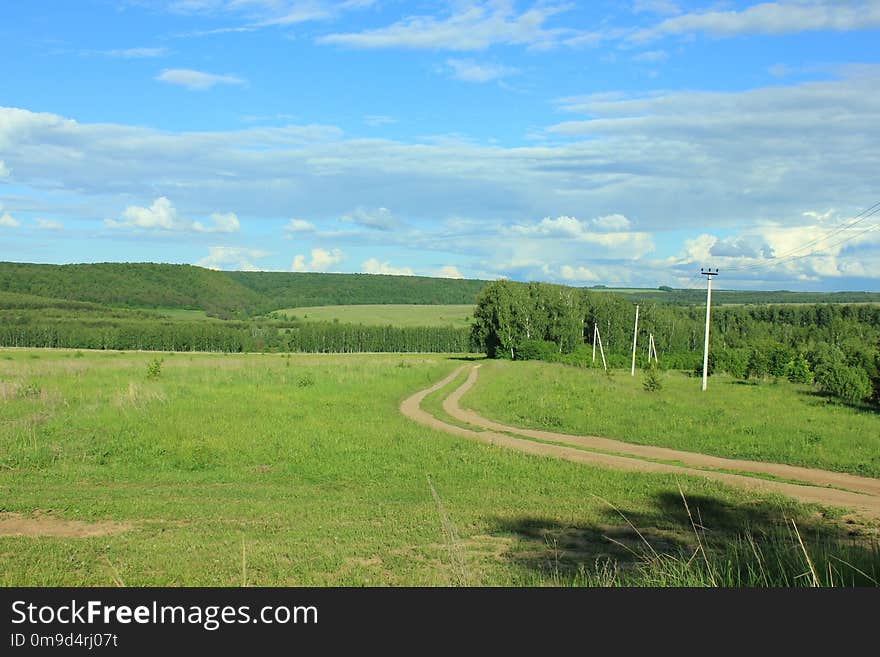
0,160,9,178
105,197,241,233
156,68,246,90
291,247,345,272
560,264,599,282
196,246,269,271
283,218,316,233
445,58,518,82
591,214,631,231
107,197,178,230
362,257,414,276
193,212,240,233
0,210,20,227
35,218,64,231
437,265,464,279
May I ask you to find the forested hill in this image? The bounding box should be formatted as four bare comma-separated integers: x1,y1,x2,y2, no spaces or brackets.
0,262,489,316
0,262,264,317
227,271,488,308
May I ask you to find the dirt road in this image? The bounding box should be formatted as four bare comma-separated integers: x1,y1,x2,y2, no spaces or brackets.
401,365,880,520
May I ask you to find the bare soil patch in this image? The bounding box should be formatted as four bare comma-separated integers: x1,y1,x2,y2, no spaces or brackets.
0,512,133,538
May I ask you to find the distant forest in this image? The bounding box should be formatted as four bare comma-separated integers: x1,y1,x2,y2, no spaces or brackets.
1,262,878,318
0,262,488,317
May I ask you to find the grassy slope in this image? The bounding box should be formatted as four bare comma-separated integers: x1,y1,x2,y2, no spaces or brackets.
275,304,475,327
462,360,880,477
2,349,876,586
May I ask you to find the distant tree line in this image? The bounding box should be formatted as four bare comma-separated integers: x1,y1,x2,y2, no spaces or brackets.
0,312,474,354
471,281,880,406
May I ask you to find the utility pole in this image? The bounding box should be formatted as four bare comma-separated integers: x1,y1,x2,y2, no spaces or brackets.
700,268,719,391
592,323,597,363
630,304,639,376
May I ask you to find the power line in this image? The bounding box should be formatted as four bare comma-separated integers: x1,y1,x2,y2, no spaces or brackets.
724,201,880,274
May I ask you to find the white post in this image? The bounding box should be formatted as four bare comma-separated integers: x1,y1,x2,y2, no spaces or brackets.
701,273,714,391
597,325,607,372
592,323,597,363
631,304,639,376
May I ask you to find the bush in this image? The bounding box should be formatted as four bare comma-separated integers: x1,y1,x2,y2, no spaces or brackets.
146,358,163,380
815,362,871,404
643,366,663,392
297,373,316,388
515,339,559,362
787,355,813,385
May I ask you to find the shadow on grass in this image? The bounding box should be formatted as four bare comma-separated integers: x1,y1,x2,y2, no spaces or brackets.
448,355,487,362
486,492,879,586
795,388,878,415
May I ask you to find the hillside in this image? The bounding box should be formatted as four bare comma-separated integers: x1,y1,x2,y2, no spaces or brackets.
0,262,263,317
0,262,489,317
227,271,488,308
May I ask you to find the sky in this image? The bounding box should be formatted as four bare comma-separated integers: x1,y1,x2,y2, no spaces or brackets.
1,0,879,291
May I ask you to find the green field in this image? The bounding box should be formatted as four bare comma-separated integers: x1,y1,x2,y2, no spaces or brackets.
1,349,878,586
273,304,475,327
462,360,880,477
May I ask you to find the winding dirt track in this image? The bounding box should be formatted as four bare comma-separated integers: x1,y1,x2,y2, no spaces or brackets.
401,365,880,520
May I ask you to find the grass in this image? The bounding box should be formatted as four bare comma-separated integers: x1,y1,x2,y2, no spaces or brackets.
272,304,475,327
461,360,880,478
0,349,877,586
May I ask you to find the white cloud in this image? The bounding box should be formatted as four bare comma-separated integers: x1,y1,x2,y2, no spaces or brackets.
560,264,599,282
320,2,573,50
283,218,316,233
156,68,246,90
446,58,518,82
362,257,414,276
0,160,9,179
35,218,64,231
631,1,880,42
364,114,396,127
632,0,680,15
291,247,345,272
96,47,168,58
340,207,398,230
105,197,240,233
0,210,20,227
193,212,240,233
631,49,668,63
106,197,179,230
507,215,651,256
437,265,464,279
196,246,269,271
591,214,631,231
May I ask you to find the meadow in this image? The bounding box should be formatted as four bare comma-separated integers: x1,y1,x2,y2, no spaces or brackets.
1,349,878,586
272,304,475,328
462,360,880,478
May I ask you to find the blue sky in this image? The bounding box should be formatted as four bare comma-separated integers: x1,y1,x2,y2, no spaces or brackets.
1,1,879,291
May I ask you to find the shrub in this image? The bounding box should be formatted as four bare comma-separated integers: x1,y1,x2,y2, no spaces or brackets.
643,366,663,392
515,339,559,362
146,358,163,380
787,355,813,385
297,373,316,388
815,362,871,404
